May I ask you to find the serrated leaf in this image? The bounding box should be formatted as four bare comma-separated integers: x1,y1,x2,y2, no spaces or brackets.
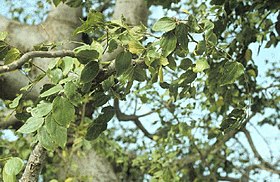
74,45,99,64
160,32,177,57
193,58,210,73
17,117,44,134
45,114,67,148
40,84,63,98
9,94,23,108
38,126,56,151
52,96,75,127
64,81,82,106
4,48,21,65
115,51,132,76
80,61,99,83
31,101,53,117
220,62,245,86
4,157,24,175
152,17,176,32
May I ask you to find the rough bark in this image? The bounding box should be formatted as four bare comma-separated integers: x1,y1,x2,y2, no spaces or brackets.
19,143,46,182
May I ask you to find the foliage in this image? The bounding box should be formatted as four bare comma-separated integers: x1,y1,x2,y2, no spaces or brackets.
0,0,280,181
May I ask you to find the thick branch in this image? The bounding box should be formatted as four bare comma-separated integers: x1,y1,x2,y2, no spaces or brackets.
19,143,46,182
0,50,75,74
114,99,153,139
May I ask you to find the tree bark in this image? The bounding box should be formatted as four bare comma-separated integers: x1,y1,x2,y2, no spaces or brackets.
19,143,46,182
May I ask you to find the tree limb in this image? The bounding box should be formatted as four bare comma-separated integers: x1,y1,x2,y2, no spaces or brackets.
19,143,46,182
242,128,280,175
114,99,153,139
0,50,75,74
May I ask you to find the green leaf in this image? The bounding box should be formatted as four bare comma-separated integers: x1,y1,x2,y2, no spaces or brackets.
85,106,115,140
4,48,21,65
66,0,82,7
74,45,99,64
160,32,177,57
206,30,217,45
52,96,75,127
128,40,145,54
61,56,74,75
244,49,252,62
74,10,104,34
115,51,132,76
45,114,67,148
4,157,24,175
178,70,197,86
220,62,245,86
193,58,210,73
133,66,147,82
9,94,23,108
179,123,189,136
85,120,107,141
0,31,8,41
158,66,164,83
3,170,15,182
80,61,99,83
152,17,176,32
201,19,215,30
176,24,189,50
17,117,44,134
220,108,245,131
159,57,169,66
53,0,61,6
40,84,63,98
38,126,56,150
48,58,59,70
31,101,53,118
64,81,82,106
92,92,111,107
179,58,193,70
194,41,206,55
48,68,63,84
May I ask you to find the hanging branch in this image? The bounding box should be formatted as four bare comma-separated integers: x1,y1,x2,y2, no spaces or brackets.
114,99,154,139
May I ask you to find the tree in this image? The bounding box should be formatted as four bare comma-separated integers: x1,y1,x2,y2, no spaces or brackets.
0,0,279,181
